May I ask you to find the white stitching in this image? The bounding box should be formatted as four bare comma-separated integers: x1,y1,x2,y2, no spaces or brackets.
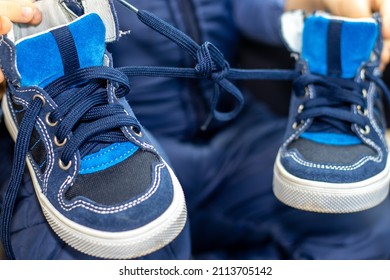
36,118,55,194
81,143,119,161
0,39,18,85
15,88,56,110
80,145,138,172
58,162,165,214
285,151,380,171
367,82,387,148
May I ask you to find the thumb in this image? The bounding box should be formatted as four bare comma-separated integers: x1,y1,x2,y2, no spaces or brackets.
0,16,12,35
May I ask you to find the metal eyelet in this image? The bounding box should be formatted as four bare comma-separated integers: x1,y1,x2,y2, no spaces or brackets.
360,69,366,80
292,121,304,130
54,136,67,147
59,159,72,171
359,125,370,135
304,87,310,98
356,105,368,116
130,126,142,137
32,94,46,107
45,113,58,127
298,104,304,114
362,88,368,98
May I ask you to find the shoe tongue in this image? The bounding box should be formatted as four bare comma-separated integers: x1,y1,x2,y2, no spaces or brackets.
16,13,106,87
282,12,379,78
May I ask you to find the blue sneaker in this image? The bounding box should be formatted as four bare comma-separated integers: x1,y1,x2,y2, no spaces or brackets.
273,12,390,213
0,10,187,259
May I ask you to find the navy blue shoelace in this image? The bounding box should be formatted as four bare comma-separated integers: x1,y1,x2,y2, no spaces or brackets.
0,66,139,259
116,0,298,127
115,0,390,134
292,71,390,134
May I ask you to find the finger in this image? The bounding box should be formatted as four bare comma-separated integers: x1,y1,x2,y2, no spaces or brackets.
323,0,372,18
380,40,390,70
0,1,39,23
29,6,41,25
0,15,12,34
0,76,5,104
0,71,4,85
377,0,390,39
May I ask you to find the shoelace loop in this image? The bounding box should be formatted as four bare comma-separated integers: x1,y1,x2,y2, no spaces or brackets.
195,41,230,82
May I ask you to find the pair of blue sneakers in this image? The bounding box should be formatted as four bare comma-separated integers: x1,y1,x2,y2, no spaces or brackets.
0,0,389,259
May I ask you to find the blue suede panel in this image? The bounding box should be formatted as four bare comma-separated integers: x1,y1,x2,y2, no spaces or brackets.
16,32,64,86
16,13,106,87
302,16,378,78
300,132,362,146
80,142,139,174
302,16,328,76
341,21,378,78
68,13,106,72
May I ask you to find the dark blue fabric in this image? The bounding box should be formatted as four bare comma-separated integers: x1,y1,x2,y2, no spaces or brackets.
327,21,342,77
50,26,81,75
232,0,285,46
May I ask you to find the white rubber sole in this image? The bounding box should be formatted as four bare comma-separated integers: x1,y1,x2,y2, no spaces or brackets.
2,95,187,259
273,152,390,213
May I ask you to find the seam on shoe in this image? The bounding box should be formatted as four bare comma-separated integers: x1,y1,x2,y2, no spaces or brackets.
36,117,55,195
122,109,157,152
13,96,56,194
1,38,19,86
30,138,42,151
367,81,387,148
285,151,380,171
79,144,138,173
15,89,57,110
7,92,18,125
81,142,119,161
58,161,165,214
282,83,315,150
27,154,43,181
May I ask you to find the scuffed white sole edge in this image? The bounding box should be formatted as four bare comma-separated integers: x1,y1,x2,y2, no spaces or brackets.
2,95,187,259
273,151,390,213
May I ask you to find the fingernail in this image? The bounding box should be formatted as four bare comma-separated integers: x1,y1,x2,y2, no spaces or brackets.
22,7,34,19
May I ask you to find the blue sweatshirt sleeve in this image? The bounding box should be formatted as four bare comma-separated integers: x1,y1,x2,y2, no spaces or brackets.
233,0,285,46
